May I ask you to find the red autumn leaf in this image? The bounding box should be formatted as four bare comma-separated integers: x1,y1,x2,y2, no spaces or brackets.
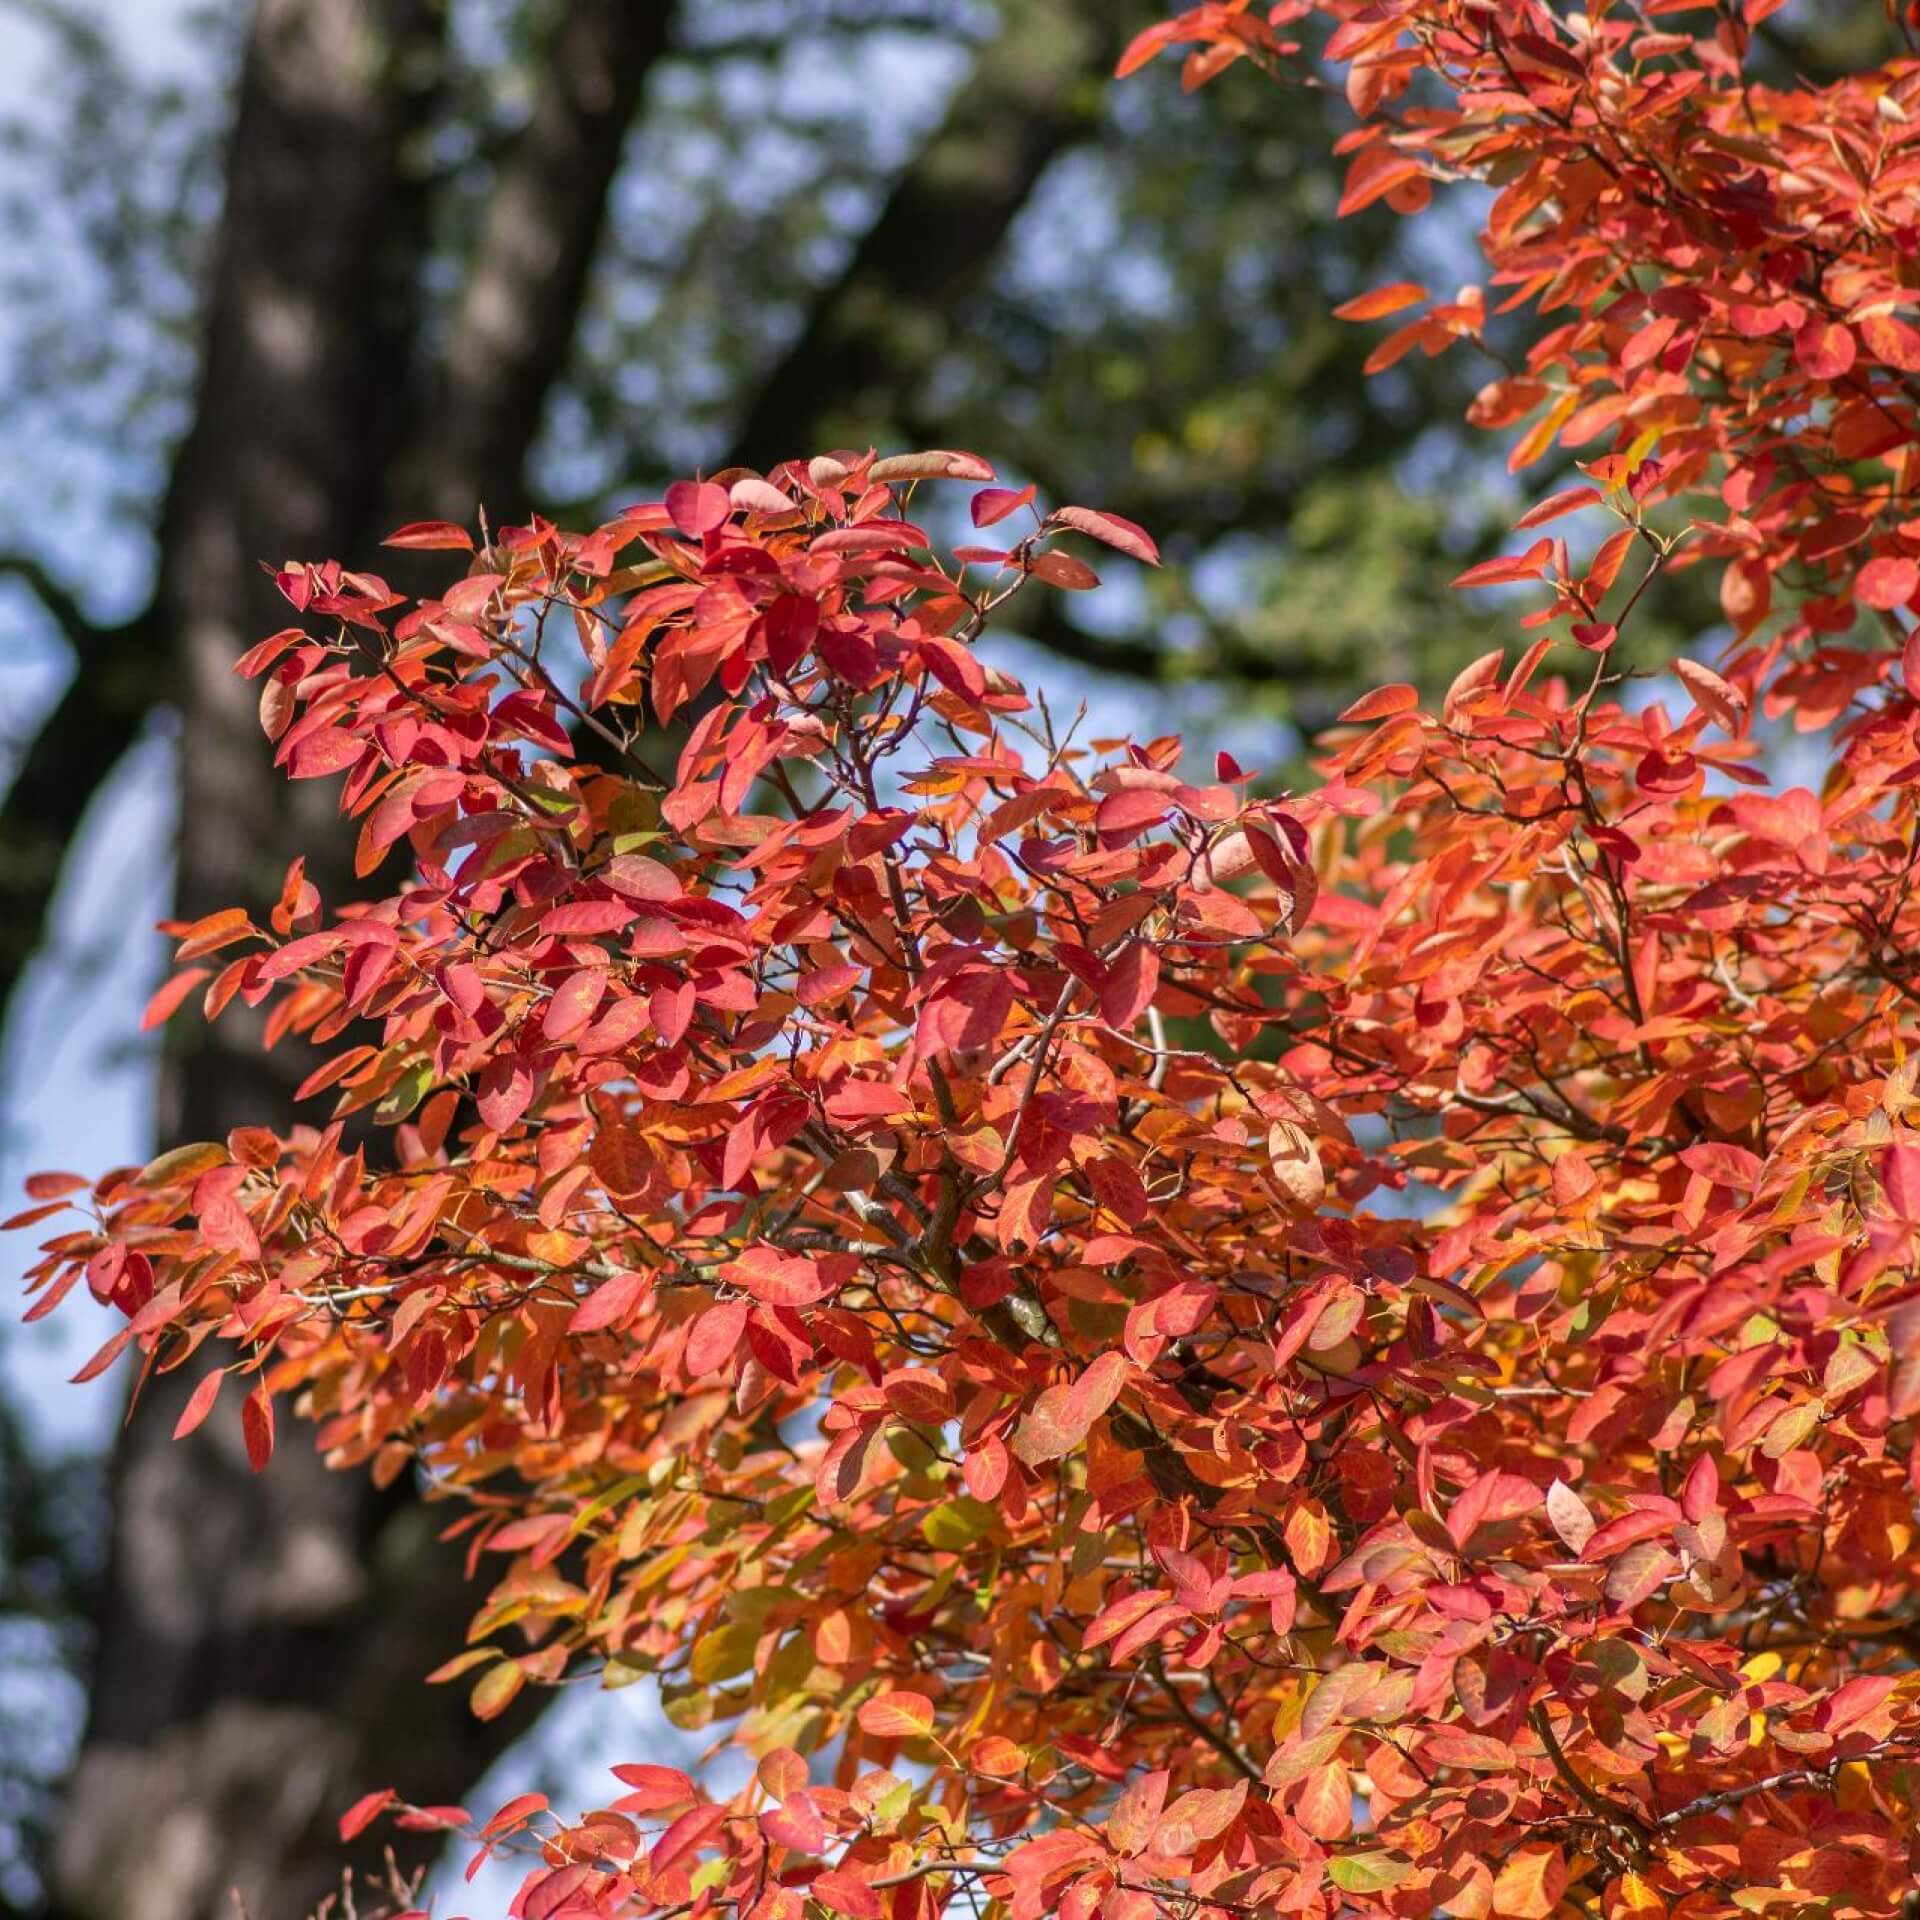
1674,656,1746,731
665,479,730,536
811,1871,883,1920
1883,1143,1920,1223
241,1384,274,1473
1862,310,1920,370
1011,1352,1128,1465
1100,940,1160,1029
649,1803,727,1878
172,1368,225,1441
1794,316,1857,380
569,1268,645,1332
759,1789,826,1854
1447,1469,1544,1549
1331,280,1428,322
869,448,995,483
972,484,1036,527
687,1297,744,1374
1053,505,1161,567
480,1790,549,1839
1453,537,1552,589
1026,548,1100,590
1095,788,1171,841
1858,554,1919,610
1338,683,1419,723
22,1170,88,1201
476,1055,535,1135
541,968,608,1042
726,1246,830,1307
382,520,474,550
1116,19,1184,77
1107,1767,1169,1854
141,966,213,1031
338,1789,397,1842
1679,1141,1762,1190
1152,1778,1247,1854
1821,1672,1897,1735
288,728,366,779
610,1764,695,1813
1514,485,1601,529
1338,143,1424,217
1582,1507,1677,1560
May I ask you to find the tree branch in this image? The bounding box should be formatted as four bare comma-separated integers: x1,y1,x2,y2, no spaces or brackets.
1151,1657,1263,1785
1528,1700,1650,1850
415,0,680,525
0,566,160,1038
725,0,1132,474
0,554,115,662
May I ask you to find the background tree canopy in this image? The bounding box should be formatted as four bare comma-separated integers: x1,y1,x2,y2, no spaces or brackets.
0,1,1777,1914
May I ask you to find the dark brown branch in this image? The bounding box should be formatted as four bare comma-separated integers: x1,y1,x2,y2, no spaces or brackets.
1151,1658,1264,1785
416,0,680,525
1528,1700,1650,1852
0,576,159,1038
0,554,116,662
726,0,1131,475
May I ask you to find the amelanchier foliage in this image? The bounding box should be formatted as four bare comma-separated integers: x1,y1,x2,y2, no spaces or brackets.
16,0,1920,1914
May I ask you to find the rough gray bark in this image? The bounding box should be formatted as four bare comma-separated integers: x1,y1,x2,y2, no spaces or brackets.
47,5,676,1916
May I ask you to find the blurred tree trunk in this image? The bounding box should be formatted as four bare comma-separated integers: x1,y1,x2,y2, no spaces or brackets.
48,5,672,1916
9,3,1130,1915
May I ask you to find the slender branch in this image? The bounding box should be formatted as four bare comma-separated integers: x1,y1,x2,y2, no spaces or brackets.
1151,1658,1263,1784
1528,1701,1650,1850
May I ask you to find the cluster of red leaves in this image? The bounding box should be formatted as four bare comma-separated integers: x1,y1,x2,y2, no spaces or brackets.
16,0,1920,1916
1137,0,1920,652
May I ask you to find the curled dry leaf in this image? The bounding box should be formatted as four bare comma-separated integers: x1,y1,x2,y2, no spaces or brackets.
1267,1120,1325,1211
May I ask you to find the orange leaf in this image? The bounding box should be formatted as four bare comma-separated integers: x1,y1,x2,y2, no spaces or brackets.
1339,144,1424,217
857,1690,935,1740
1337,683,1419,723
1514,485,1602,529
1332,280,1428,322
141,966,212,1032
382,520,473,550
1492,1843,1566,1918
22,1171,87,1200
172,1369,224,1441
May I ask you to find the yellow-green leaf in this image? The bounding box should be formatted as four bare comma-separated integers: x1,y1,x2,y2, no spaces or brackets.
1328,1851,1412,1894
